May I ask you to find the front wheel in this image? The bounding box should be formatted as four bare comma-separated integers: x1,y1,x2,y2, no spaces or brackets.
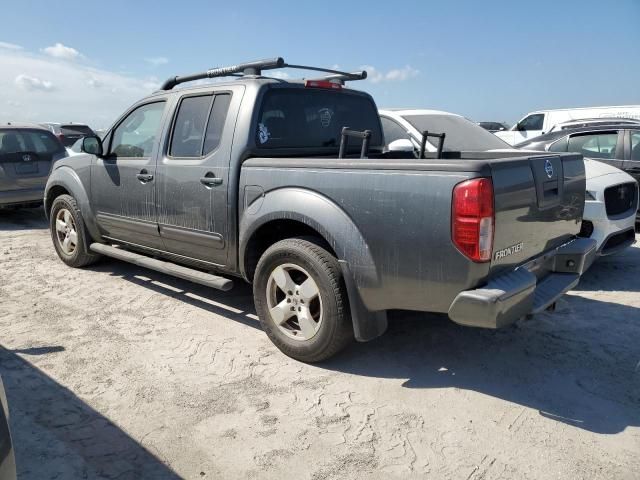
49,194,100,268
253,238,353,363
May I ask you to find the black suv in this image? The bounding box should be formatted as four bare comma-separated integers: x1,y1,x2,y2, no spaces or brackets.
40,123,96,147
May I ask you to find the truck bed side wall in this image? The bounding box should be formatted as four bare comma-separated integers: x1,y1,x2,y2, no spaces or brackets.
239,162,489,313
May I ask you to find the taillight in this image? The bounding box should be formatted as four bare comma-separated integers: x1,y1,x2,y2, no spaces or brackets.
304,80,342,90
452,178,494,262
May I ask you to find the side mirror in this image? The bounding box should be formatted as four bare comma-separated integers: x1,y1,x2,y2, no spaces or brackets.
387,138,414,152
81,135,103,156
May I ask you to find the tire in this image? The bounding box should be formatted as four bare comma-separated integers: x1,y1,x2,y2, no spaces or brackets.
49,194,100,268
253,237,353,363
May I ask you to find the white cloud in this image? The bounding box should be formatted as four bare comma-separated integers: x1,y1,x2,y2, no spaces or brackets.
15,74,54,91
0,41,23,50
0,48,160,128
362,65,419,84
145,56,169,66
42,42,81,60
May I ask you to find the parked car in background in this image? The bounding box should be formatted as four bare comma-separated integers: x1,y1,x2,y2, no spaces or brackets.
546,117,640,133
477,121,509,133
379,108,511,152
44,58,595,362
516,125,640,221
39,123,96,147
381,110,637,257
1,123,67,209
0,376,16,480
495,105,640,145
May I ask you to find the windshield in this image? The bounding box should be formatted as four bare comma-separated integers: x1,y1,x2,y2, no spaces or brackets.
256,88,382,151
403,114,510,151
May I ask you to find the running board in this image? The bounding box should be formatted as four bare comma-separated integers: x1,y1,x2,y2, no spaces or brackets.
89,243,234,291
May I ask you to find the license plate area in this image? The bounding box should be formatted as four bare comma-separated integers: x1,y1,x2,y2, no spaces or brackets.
14,162,38,175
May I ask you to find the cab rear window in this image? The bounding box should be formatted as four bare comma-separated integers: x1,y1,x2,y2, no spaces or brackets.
256,89,382,150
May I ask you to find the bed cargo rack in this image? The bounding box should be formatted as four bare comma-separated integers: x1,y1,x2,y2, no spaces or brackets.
338,127,372,159
160,57,367,90
419,130,446,159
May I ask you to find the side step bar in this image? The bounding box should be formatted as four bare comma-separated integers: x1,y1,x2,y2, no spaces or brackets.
90,243,234,291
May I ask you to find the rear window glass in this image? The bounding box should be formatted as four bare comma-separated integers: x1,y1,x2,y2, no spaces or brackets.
256,89,382,150
0,129,63,155
61,125,94,135
403,114,510,151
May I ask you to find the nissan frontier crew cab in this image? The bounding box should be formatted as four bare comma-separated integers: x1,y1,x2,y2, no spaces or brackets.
44,57,596,362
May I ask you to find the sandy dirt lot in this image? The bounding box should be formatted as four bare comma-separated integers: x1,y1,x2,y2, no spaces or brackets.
0,208,638,479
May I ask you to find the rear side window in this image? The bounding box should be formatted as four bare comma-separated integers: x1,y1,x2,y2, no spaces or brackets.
0,129,63,155
203,94,231,155
629,131,640,160
170,93,231,158
256,89,382,150
568,132,618,159
549,137,568,152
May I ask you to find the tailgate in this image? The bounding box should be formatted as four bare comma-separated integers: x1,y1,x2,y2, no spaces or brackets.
490,153,585,274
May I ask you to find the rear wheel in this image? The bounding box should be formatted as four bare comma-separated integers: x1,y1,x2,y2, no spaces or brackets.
253,238,353,363
50,194,100,267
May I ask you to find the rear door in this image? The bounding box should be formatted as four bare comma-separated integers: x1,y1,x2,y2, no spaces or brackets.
0,128,64,192
155,86,241,267
91,101,167,249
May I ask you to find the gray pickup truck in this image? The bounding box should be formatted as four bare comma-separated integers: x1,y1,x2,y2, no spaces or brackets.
45,58,596,362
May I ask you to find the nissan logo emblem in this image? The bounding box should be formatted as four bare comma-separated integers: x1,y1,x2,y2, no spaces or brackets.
22,154,32,162
544,159,554,178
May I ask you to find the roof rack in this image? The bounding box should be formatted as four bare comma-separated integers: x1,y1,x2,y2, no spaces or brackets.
159,57,367,90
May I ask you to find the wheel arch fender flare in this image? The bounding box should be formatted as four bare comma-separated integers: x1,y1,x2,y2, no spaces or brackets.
45,167,101,242
239,187,387,341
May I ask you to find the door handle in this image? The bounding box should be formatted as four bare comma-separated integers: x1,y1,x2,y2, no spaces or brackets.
136,170,154,183
200,175,223,187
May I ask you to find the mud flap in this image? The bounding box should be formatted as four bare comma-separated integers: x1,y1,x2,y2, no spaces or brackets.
338,260,388,342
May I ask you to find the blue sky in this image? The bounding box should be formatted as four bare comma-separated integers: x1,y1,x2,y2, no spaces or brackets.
1,0,639,128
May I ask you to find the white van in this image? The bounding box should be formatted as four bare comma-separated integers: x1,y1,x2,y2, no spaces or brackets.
495,105,640,145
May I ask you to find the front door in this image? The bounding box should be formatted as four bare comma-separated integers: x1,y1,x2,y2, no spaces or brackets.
155,88,239,267
91,101,167,249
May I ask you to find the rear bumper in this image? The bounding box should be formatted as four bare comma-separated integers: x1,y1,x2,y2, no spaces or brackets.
448,237,597,329
0,187,44,207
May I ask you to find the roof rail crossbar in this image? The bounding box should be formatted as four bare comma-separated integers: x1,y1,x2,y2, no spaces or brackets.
159,57,368,90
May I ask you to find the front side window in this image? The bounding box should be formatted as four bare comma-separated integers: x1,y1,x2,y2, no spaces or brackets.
110,102,165,158
568,132,618,159
517,114,544,131
380,117,410,144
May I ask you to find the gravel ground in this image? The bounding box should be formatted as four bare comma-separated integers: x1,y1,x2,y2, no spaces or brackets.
1,208,639,480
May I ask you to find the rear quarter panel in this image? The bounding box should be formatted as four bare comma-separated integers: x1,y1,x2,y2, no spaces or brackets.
240,161,489,313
